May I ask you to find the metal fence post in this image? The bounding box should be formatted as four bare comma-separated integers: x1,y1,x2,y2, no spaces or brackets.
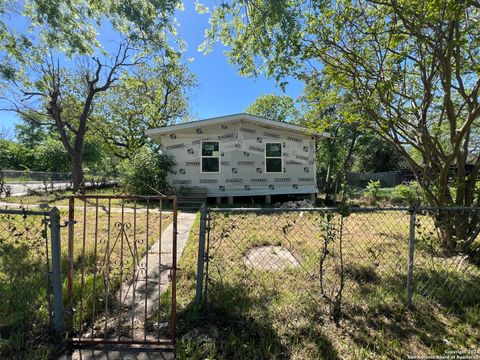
406,207,416,307
195,203,208,306
49,207,64,336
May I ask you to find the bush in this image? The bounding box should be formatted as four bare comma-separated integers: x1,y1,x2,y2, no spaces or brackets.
365,180,381,199
121,149,174,195
392,182,424,206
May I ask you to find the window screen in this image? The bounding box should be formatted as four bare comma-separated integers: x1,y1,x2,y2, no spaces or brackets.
266,143,282,173
201,141,220,172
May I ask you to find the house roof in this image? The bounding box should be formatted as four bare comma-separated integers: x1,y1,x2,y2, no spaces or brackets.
145,113,330,139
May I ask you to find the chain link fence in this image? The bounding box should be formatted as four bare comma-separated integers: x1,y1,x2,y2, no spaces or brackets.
196,206,480,323
0,207,63,357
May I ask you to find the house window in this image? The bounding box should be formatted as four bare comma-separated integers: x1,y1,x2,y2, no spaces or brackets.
265,142,282,173
201,141,220,173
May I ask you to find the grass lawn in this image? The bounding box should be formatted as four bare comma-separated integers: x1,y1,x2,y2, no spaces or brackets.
174,210,480,359
2,192,480,359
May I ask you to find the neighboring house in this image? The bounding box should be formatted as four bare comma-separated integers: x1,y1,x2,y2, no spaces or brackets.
146,113,329,203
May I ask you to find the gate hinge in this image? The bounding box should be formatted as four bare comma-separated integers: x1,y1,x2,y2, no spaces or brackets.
62,220,77,227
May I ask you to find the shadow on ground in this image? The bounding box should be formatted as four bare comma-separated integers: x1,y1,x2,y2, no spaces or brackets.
176,281,339,360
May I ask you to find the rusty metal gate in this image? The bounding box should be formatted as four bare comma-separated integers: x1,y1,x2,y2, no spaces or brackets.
66,194,178,346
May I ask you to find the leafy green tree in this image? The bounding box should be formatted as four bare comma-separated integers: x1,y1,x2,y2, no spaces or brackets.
121,148,175,195
0,0,182,192
245,94,302,123
354,134,403,173
15,123,47,147
95,56,196,159
302,79,361,203
317,124,359,203
15,115,51,147
204,0,480,257
0,140,34,170
33,138,70,173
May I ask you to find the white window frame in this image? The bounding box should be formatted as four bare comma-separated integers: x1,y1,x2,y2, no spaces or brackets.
265,142,283,174
200,140,221,174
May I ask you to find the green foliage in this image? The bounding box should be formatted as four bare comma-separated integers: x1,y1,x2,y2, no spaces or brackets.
0,121,119,176
302,82,364,199
204,1,480,204
204,0,480,255
245,94,302,123
365,180,381,200
392,182,424,206
14,119,49,146
33,138,70,172
0,0,182,62
96,56,196,160
0,140,34,170
353,134,403,173
121,149,174,195
0,0,186,191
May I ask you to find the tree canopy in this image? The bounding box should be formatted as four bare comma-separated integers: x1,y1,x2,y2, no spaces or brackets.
245,94,302,123
0,0,186,191
95,56,196,159
205,0,480,255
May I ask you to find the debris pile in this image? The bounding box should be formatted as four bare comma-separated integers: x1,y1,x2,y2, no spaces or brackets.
276,199,314,208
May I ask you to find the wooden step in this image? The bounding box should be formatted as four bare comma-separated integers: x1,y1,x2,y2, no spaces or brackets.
176,187,207,208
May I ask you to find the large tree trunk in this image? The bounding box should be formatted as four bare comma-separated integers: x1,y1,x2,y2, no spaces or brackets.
71,153,84,193
324,155,335,205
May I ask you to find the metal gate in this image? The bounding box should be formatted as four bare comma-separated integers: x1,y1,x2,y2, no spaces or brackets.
66,194,178,346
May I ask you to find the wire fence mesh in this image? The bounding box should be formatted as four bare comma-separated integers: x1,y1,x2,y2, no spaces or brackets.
0,208,53,355
202,207,480,323
413,208,480,309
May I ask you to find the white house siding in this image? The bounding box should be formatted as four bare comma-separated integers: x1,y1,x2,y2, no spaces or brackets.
154,121,318,197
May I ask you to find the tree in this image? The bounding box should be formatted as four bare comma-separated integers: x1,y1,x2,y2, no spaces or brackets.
121,148,175,195
204,1,480,258
33,138,71,173
15,119,48,147
302,80,360,203
95,56,196,160
0,140,33,170
0,0,182,191
245,94,302,123
354,134,403,173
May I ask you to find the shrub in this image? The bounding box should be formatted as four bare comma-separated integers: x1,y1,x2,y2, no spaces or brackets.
365,180,381,200
121,149,175,195
392,182,424,206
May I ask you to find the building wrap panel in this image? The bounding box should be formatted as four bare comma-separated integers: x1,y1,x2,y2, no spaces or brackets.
157,122,318,197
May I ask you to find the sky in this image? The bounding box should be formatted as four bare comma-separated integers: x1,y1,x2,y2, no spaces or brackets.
0,1,304,136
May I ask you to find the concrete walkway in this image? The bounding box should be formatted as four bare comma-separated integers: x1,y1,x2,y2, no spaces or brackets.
119,211,197,334
59,211,198,359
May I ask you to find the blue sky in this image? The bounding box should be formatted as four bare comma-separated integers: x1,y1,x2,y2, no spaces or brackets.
0,1,303,135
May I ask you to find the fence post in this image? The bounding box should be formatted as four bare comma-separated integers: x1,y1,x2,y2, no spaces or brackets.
49,207,64,337
195,203,208,306
406,207,416,307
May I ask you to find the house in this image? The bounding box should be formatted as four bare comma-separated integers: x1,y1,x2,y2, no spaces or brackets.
146,113,329,204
